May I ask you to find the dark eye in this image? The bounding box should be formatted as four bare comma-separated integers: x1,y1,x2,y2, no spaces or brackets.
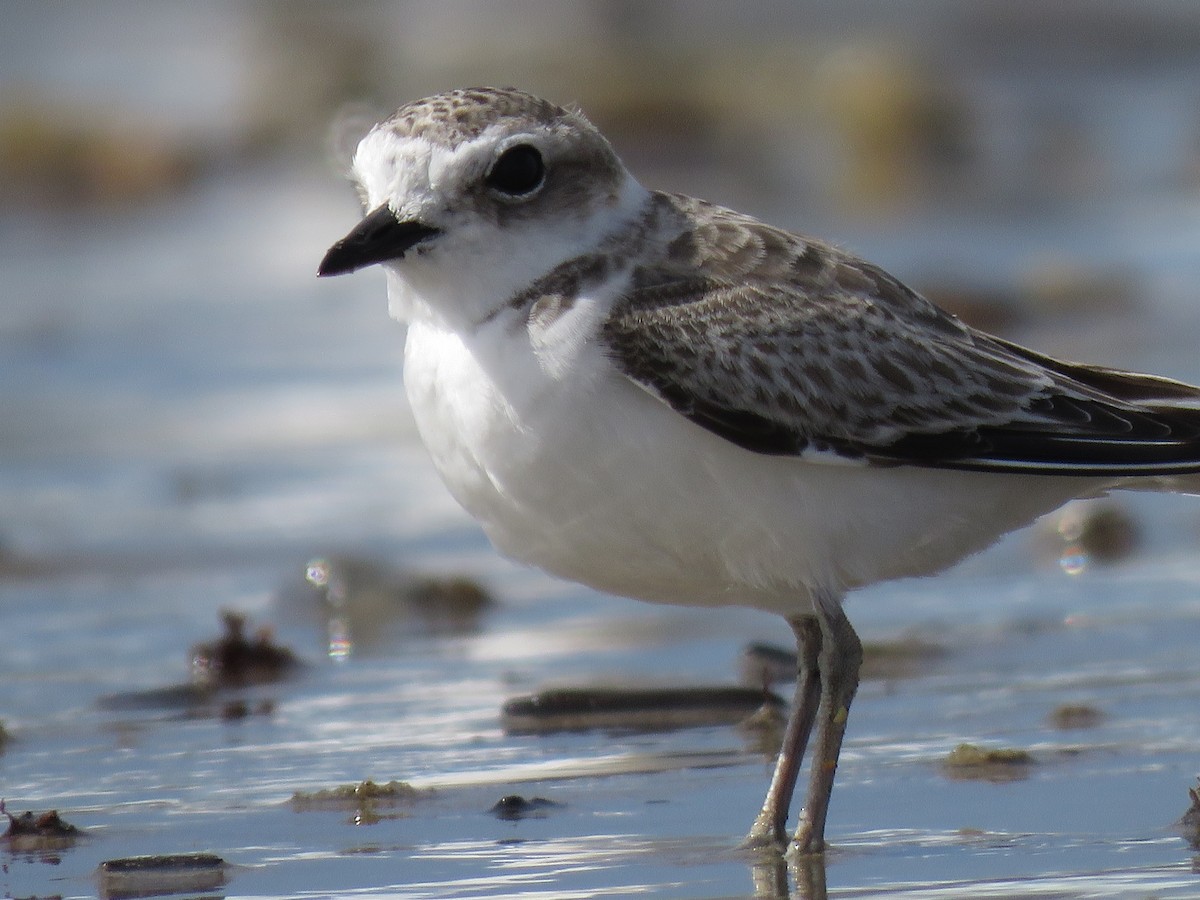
485,144,545,196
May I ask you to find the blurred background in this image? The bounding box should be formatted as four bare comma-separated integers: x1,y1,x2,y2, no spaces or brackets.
6,0,1200,576
5,3,1200,898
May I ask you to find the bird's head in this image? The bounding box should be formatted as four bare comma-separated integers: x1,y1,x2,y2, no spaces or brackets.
319,87,643,326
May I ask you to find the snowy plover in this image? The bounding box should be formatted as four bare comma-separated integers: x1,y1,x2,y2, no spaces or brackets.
319,87,1200,855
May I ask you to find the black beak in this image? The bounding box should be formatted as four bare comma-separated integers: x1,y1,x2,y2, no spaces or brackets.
317,204,440,277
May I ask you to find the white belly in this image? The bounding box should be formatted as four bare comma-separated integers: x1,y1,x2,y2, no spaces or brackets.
403,318,1093,616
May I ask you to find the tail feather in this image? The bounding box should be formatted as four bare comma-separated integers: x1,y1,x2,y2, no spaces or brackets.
875,342,1200,477
995,336,1200,406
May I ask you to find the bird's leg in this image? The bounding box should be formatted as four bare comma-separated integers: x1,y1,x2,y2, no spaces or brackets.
745,614,823,849
790,592,861,857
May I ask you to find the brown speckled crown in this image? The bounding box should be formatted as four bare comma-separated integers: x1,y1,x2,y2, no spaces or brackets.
381,87,573,147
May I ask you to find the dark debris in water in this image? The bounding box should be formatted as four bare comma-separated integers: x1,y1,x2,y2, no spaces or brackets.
740,635,946,687
98,852,226,899
3,805,80,838
860,636,948,680
1048,703,1106,730
97,683,277,720
738,642,796,687
300,555,495,649
2,800,82,853
291,780,427,825
942,743,1035,782
489,795,564,821
98,611,299,716
502,685,783,734
737,699,789,757
213,697,276,720
1179,780,1200,849
191,610,302,688
290,779,424,806
408,576,493,621
0,537,58,581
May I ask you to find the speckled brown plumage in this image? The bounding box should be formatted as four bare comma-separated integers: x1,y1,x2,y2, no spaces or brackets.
382,87,567,148
599,193,1200,472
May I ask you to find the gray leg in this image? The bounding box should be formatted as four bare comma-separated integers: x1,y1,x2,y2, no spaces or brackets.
790,593,861,856
745,614,822,849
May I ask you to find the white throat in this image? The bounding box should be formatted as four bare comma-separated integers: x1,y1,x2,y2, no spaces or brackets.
394,174,648,331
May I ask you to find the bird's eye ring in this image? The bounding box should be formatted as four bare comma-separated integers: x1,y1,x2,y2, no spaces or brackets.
485,144,545,196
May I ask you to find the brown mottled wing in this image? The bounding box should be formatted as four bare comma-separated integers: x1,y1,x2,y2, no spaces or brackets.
601,193,1200,474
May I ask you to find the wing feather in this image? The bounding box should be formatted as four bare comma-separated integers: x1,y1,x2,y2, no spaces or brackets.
600,193,1200,475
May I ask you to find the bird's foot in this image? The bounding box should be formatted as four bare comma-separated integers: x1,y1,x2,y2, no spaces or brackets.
740,823,788,856
784,822,825,860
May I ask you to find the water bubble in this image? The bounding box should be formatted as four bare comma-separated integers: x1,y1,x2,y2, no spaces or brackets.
327,617,353,662
305,557,331,587
1059,545,1088,575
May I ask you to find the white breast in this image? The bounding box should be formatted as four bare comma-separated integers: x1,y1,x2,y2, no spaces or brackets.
403,305,1095,618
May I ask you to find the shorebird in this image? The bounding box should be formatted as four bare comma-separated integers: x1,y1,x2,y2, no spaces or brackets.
318,87,1200,855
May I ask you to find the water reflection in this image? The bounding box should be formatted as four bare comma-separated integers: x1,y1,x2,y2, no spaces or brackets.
298,554,494,659
750,852,827,900
406,834,832,900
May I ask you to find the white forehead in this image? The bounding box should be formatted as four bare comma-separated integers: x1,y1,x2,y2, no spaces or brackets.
351,129,431,211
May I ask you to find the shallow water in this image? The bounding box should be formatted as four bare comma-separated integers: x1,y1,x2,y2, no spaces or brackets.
2,159,1200,900
6,528,1200,899
7,9,1200,896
